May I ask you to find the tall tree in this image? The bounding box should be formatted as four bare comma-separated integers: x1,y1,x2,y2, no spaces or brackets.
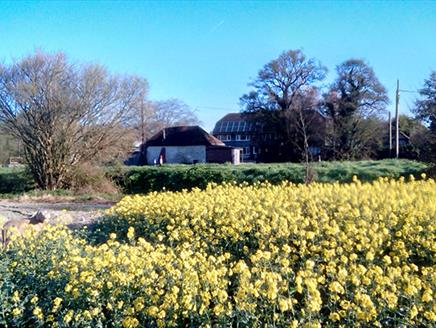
0,51,147,189
323,59,389,159
240,49,327,162
151,98,200,131
287,87,327,180
415,71,436,131
413,71,436,161
133,98,201,142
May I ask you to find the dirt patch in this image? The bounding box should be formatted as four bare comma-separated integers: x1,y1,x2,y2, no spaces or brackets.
0,200,114,227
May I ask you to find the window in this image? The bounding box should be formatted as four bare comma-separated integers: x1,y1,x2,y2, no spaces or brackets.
230,121,237,132
308,146,320,155
243,147,250,158
235,134,250,141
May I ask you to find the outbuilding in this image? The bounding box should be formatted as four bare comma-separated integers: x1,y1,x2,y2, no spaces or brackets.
140,126,241,165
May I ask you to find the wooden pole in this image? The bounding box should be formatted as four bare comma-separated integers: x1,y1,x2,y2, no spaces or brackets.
140,96,145,144
395,80,400,158
388,111,392,156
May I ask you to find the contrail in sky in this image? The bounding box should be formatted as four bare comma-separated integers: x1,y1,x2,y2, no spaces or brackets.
209,20,225,33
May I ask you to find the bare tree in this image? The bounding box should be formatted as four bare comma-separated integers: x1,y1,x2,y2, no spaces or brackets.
0,51,147,189
286,88,326,180
240,49,327,162
152,99,200,128
242,50,327,112
134,98,201,140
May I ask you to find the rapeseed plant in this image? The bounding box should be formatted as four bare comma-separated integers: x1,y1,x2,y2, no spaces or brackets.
0,177,434,327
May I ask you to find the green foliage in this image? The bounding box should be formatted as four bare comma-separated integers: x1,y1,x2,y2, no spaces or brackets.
0,160,428,196
0,129,22,165
0,167,34,194
110,160,428,194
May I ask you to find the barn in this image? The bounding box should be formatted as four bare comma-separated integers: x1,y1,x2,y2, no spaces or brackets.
140,126,241,165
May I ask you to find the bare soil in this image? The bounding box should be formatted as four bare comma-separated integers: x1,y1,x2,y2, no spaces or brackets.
0,199,115,227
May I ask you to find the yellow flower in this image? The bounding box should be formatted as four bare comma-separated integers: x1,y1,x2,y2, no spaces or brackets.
422,290,433,303
127,227,135,240
12,291,20,303
4,178,436,326
329,312,340,321
12,308,22,317
32,306,43,321
410,305,418,319
63,310,74,324
122,316,139,328
278,298,290,312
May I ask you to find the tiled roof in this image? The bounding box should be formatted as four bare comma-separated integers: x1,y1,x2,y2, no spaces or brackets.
144,126,225,147
217,113,244,122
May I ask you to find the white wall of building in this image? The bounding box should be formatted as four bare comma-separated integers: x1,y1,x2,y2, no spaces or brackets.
146,146,206,164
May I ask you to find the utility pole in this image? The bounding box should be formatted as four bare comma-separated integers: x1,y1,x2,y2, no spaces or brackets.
388,111,392,156
395,79,400,159
140,95,145,144
138,93,146,166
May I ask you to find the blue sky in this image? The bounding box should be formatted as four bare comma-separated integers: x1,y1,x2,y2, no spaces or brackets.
1,1,435,131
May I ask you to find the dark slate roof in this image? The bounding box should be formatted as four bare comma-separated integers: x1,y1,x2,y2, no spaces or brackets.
144,126,225,147
218,113,244,122
213,113,256,134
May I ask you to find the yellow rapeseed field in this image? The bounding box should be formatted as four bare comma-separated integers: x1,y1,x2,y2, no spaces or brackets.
0,176,435,327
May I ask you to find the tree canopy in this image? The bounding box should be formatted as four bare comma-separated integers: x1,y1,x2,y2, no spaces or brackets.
240,49,327,161
323,59,389,159
413,71,436,161
0,51,147,189
415,71,436,132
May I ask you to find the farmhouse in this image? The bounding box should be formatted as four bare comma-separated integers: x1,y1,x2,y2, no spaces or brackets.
213,111,327,162
212,113,257,161
139,126,241,165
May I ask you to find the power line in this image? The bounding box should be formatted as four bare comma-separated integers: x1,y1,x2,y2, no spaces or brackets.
399,89,419,94
194,105,240,112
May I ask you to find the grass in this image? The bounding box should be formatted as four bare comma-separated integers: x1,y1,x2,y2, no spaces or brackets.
111,159,429,194
0,159,430,196
313,159,428,182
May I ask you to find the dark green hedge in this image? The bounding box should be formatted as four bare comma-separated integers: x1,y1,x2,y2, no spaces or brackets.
109,160,428,194
0,160,429,195
0,167,34,194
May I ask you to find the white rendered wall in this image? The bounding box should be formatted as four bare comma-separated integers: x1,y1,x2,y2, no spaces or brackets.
146,146,206,164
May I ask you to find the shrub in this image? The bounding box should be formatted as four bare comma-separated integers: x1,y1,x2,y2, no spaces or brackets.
0,167,34,194
68,163,119,194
